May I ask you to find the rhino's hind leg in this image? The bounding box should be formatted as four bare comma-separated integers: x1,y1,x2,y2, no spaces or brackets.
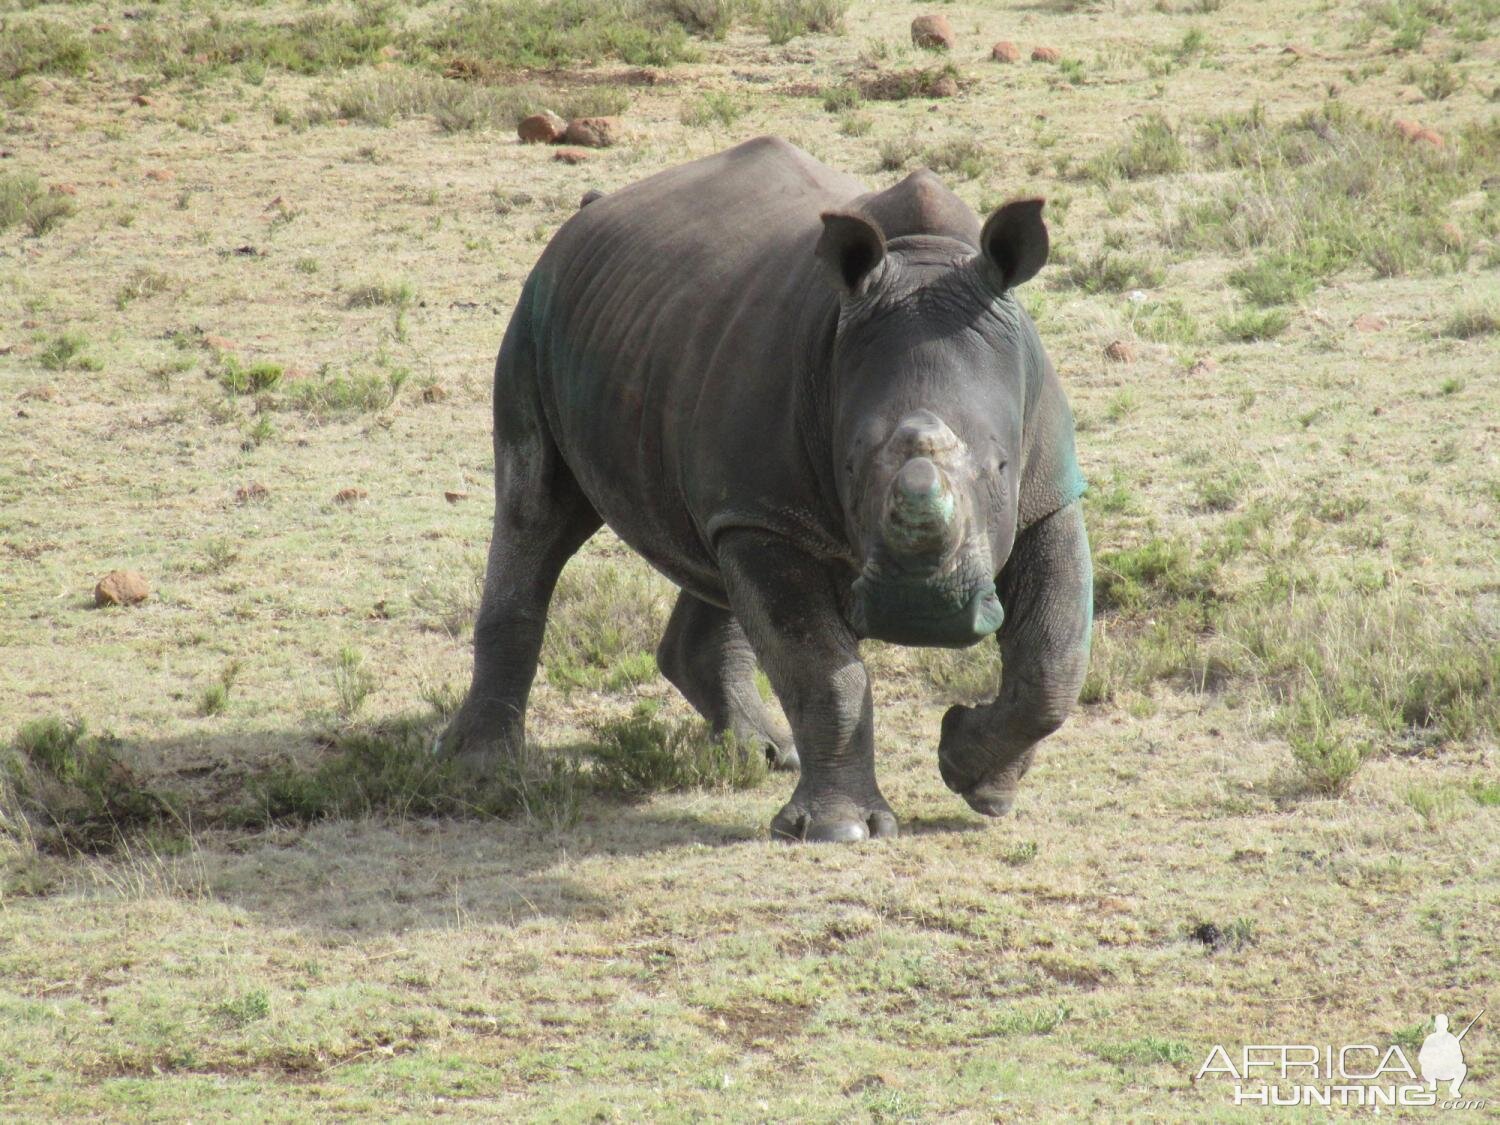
656,592,800,771
438,316,602,775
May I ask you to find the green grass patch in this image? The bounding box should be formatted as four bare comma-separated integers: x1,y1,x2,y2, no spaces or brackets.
1438,304,1498,339
0,171,73,236
587,705,769,794
680,90,744,127
1219,306,1290,341
1063,250,1165,294
37,332,99,372
544,562,669,695
1084,113,1186,184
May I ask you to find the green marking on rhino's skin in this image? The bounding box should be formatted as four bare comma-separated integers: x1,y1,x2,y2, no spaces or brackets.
884,487,957,555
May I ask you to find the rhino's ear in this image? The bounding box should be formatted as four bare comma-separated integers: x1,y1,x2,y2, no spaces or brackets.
816,210,887,296
980,197,1048,292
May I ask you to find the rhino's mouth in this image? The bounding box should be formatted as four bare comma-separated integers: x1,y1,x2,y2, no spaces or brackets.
848,554,1003,648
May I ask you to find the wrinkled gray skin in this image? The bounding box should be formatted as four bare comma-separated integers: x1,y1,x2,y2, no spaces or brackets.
439,137,1092,842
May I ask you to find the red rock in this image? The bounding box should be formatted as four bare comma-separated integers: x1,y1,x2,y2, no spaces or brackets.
203,335,237,352
1281,44,1307,57
334,487,368,505
1353,314,1387,332
50,183,77,196
145,168,174,182
1393,118,1422,141
910,14,955,51
1104,340,1135,363
929,75,960,98
95,570,150,607
991,41,1021,63
444,490,469,504
235,482,269,504
1414,128,1443,149
131,93,152,107
420,384,448,403
562,117,620,148
518,111,567,145
554,148,591,165
1031,46,1060,63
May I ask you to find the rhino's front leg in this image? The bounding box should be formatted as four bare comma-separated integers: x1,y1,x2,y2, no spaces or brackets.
938,500,1092,816
718,531,897,843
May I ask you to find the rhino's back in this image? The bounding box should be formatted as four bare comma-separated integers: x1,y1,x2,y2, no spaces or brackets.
523,138,865,598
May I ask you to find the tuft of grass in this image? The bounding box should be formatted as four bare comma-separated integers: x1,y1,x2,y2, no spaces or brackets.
4,719,180,854
37,332,99,372
1096,1037,1194,1067
420,0,703,72
588,704,768,794
2,172,73,236
1220,306,1291,341
1438,305,1498,339
982,1004,1071,1038
913,645,1002,704
0,21,92,82
1131,297,1200,343
1084,113,1186,184
198,661,240,718
114,268,172,310
759,0,849,44
213,989,271,1029
346,279,417,309
218,357,283,395
680,90,744,127
235,717,583,831
332,647,375,721
923,137,988,180
544,562,669,695
1064,250,1165,294
1094,536,1220,616
1403,783,1461,829
822,82,861,113
1227,252,1322,306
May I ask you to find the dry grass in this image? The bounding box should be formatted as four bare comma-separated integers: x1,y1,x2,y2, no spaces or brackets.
1,0,1496,1117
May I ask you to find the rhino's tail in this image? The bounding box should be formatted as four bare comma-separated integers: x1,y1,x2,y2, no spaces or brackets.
579,189,604,208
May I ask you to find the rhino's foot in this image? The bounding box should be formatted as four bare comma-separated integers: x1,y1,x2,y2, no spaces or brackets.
771,794,897,843
728,713,800,773
433,701,522,777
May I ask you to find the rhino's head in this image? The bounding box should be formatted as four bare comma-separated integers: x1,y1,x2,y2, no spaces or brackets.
817,197,1048,648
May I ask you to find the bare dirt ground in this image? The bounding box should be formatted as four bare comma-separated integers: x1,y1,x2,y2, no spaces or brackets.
1,0,1497,1119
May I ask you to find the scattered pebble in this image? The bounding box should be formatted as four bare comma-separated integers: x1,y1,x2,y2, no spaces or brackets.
95,570,150,607
991,41,1021,63
420,384,448,403
1104,340,1136,363
1031,46,1060,63
1353,314,1387,332
334,487,368,505
145,168,174,182
910,14,955,51
444,490,469,504
554,148,591,165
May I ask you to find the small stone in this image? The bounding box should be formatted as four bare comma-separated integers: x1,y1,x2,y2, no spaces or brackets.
518,111,567,145
145,168,174,182
203,335,237,352
1031,46,1060,63
235,482,269,504
554,148,591,165
1188,357,1218,376
1393,118,1422,141
131,93,152,107
1281,44,1307,57
1104,340,1135,363
334,487,368,505
95,570,150,607
562,117,620,148
1353,314,1387,332
420,384,448,403
910,14,955,51
1414,128,1443,149
991,40,1021,63
444,490,469,504
50,183,78,196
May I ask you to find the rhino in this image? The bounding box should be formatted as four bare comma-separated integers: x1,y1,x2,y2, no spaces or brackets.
439,137,1092,842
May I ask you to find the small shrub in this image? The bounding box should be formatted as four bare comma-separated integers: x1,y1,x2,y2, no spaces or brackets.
1403,783,1461,829
286,365,409,416
877,134,920,171
333,647,375,720
37,332,97,372
1085,114,1186,184
198,661,240,717
346,279,417,309
1220,306,1290,341
1438,305,1497,339
1227,253,1320,306
115,268,172,310
421,0,699,72
1063,250,1165,293
1094,537,1219,615
0,21,92,82
680,90,743,127
983,1004,1071,1038
923,137,988,180
219,357,283,395
758,0,849,43
588,705,768,794
1097,1037,1194,1066
822,82,860,113
214,989,271,1028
